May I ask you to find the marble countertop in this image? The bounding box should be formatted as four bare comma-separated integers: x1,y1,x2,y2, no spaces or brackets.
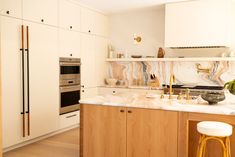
79,93,235,115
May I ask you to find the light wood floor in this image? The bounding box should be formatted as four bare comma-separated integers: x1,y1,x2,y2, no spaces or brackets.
3,128,79,157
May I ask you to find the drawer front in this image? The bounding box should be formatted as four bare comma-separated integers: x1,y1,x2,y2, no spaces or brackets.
60,111,80,129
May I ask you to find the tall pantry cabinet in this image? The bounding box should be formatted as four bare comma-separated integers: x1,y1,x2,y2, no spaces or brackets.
0,0,109,150
0,0,59,149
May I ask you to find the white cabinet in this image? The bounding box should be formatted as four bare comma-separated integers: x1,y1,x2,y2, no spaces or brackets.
1,16,27,148
81,87,98,99
59,0,81,31
23,21,59,138
0,0,22,18
1,16,59,148
165,0,231,47
81,34,96,88
59,111,80,129
23,0,58,26
81,7,109,37
59,29,81,58
81,34,107,88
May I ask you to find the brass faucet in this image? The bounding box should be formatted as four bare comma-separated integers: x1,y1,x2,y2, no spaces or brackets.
169,74,176,99
185,88,191,101
196,63,210,74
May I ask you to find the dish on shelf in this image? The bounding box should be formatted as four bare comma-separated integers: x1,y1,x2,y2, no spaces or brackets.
131,55,142,58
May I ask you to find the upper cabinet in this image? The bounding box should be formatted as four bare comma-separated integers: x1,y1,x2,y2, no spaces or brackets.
0,0,22,18
22,0,58,26
59,0,81,31
165,0,231,48
81,7,109,37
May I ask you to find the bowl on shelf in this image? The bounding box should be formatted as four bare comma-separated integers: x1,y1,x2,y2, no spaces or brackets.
201,91,225,105
131,55,142,58
106,78,118,86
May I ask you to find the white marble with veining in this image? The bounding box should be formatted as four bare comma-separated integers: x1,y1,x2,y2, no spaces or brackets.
79,92,235,115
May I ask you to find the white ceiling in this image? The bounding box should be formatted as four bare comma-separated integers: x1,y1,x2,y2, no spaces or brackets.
76,0,189,14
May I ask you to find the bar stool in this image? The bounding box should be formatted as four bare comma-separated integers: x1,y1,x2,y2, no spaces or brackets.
196,121,233,157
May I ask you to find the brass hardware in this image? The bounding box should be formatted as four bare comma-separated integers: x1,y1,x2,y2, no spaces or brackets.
177,93,182,100
160,94,164,99
185,88,191,100
196,63,211,74
169,74,176,99
128,110,132,113
134,36,141,43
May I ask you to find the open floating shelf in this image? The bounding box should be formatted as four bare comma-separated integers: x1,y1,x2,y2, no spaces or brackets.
106,57,235,62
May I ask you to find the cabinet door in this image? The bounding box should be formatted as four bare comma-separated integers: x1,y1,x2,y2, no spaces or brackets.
93,36,107,86
81,34,96,88
81,104,126,157
81,7,96,34
127,108,178,157
59,29,81,58
23,0,58,26
81,87,97,99
23,21,59,138
0,0,22,18
59,0,81,31
0,16,27,148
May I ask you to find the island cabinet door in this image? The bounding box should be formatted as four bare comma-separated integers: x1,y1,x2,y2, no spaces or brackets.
126,108,178,157
80,104,127,157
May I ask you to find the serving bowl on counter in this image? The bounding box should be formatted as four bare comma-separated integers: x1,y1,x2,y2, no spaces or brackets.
201,91,225,105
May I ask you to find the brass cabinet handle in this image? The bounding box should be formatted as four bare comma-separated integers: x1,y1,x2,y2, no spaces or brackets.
120,109,125,113
128,110,132,113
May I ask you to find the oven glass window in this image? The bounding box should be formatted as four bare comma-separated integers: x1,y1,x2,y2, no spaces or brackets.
61,90,80,107
60,66,80,75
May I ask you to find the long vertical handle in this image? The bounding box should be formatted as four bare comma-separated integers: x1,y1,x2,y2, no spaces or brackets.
26,26,30,136
21,25,26,138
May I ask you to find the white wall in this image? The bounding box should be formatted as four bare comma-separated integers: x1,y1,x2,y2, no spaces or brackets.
109,3,235,58
109,7,165,57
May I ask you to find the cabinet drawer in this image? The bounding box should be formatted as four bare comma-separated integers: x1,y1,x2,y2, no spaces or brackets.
60,111,80,129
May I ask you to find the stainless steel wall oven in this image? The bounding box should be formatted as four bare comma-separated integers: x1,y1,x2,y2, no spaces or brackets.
59,58,80,115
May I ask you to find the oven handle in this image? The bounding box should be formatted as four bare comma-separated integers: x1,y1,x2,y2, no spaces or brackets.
60,62,81,66
60,86,81,93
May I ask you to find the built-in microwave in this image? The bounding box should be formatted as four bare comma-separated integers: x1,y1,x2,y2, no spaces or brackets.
60,58,80,86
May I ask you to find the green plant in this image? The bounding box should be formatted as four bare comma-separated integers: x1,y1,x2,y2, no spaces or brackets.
224,79,235,95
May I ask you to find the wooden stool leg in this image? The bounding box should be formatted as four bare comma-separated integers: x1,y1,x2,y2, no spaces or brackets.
225,137,231,157
202,139,207,157
197,135,207,157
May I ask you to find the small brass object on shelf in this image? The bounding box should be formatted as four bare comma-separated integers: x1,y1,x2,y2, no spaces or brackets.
160,94,164,99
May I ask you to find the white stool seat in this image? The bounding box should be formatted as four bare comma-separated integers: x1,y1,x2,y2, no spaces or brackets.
197,121,233,137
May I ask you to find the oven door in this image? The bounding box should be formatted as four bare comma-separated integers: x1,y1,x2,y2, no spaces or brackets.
60,86,80,115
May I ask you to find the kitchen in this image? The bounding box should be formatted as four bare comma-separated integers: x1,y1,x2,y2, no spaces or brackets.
0,0,235,157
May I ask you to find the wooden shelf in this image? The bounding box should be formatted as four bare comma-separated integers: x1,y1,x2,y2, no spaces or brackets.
106,57,235,62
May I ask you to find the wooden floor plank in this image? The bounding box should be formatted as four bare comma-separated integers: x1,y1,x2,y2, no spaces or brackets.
3,128,79,157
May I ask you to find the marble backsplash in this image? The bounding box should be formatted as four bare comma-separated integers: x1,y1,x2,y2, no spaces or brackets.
107,61,235,87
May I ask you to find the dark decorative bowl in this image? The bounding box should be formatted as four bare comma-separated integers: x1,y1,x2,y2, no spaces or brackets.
201,91,225,105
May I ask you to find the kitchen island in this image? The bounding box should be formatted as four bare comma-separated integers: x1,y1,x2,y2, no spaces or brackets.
80,93,235,157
